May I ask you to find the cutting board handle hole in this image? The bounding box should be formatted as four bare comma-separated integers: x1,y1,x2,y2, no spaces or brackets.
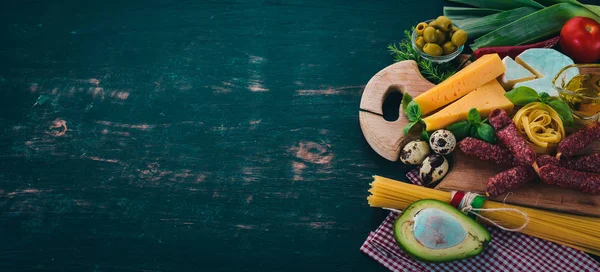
382,85,403,121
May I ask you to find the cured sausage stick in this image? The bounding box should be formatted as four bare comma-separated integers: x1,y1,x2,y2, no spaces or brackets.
557,122,600,158
535,164,600,194
536,154,600,174
489,109,537,165
487,165,537,197
459,137,521,166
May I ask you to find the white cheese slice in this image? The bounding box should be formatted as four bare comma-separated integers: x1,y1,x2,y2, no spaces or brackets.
514,48,574,97
498,56,536,90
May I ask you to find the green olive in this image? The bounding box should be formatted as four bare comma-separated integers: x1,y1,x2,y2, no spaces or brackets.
423,26,437,43
445,31,453,43
415,22,428,36
442,41,457,55
436,29,446,44
449,26,459,40
423,43,443,56
415,36,426,50
428,20,436,27
434,16,453,32
451,29,468,47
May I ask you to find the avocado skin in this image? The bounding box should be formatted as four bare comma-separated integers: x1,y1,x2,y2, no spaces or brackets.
392,199,491,263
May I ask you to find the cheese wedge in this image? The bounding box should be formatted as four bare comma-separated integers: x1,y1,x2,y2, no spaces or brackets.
414,53,505,115
423,79,514,131
514,48,574,96
498,56,535,90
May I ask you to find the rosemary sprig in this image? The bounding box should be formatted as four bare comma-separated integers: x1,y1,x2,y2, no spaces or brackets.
387,30,460,84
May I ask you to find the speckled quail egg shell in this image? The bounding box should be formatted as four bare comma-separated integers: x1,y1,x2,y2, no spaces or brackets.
419,154,449,185
429,129,456,155
399,140,430,165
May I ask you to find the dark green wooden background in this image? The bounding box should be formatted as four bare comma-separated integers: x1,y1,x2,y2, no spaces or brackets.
8,0,596,271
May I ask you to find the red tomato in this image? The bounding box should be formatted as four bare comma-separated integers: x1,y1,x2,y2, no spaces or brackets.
559,17,600,63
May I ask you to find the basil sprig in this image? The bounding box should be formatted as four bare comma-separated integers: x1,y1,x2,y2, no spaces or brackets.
401,93,428,141
446,108,497,144
403,100,422,134
504,86,574,127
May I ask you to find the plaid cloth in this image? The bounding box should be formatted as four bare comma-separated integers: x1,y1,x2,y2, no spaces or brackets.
361,169,600,272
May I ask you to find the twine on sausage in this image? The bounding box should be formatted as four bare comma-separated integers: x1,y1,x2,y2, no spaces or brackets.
452,191,529,232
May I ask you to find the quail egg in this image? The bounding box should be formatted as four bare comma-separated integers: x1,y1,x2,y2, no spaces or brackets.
419,154,449,186
429,129,456,155
399,140,431,165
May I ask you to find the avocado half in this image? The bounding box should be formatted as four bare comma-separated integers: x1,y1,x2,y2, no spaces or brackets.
393,199,491,262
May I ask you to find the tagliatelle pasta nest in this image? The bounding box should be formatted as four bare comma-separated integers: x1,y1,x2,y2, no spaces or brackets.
513,102,565,154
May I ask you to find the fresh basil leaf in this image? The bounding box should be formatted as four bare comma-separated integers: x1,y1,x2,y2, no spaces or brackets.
467,108,481,124
421,129,430,142
476,123,498,144
406,101,422,122
539,92,552,104
470,123,479,137
505,86,539,106
403,120,418,134
401,92,413,112
549,99,574,127
446,120,472,141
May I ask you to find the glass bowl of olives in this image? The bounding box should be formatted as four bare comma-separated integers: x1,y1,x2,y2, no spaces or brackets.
411,16,467,63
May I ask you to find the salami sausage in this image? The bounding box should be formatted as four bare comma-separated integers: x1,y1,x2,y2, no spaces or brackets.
459,137,520,166
536,164,600,194
536,154,600,173
535,154,558,168
557,122,600,158
489,109,537,165
487,165,537,197
489,108,514,130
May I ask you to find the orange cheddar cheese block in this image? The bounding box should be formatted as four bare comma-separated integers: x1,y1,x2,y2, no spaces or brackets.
423,79,513,131
414,54,505,115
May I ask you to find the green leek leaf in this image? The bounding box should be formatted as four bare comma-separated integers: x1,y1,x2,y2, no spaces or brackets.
453,7,538,38
443,7,502,21
471,2,600,51
449,0,545,10
535,0,600,17
584,5,600,17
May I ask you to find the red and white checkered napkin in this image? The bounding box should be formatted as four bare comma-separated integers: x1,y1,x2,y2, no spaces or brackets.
360,169,600,272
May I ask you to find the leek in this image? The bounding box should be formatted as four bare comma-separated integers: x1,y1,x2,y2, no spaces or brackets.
471,3,600,51
586,5,600,17
535,0,600,17
449,0,545,10
453,7,538,38
442,7,503,21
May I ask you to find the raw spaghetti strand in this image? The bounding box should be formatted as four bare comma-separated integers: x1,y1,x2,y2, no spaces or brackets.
513,102,565,154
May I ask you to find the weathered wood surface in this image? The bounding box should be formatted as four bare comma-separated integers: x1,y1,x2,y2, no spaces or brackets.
0,0,448,271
